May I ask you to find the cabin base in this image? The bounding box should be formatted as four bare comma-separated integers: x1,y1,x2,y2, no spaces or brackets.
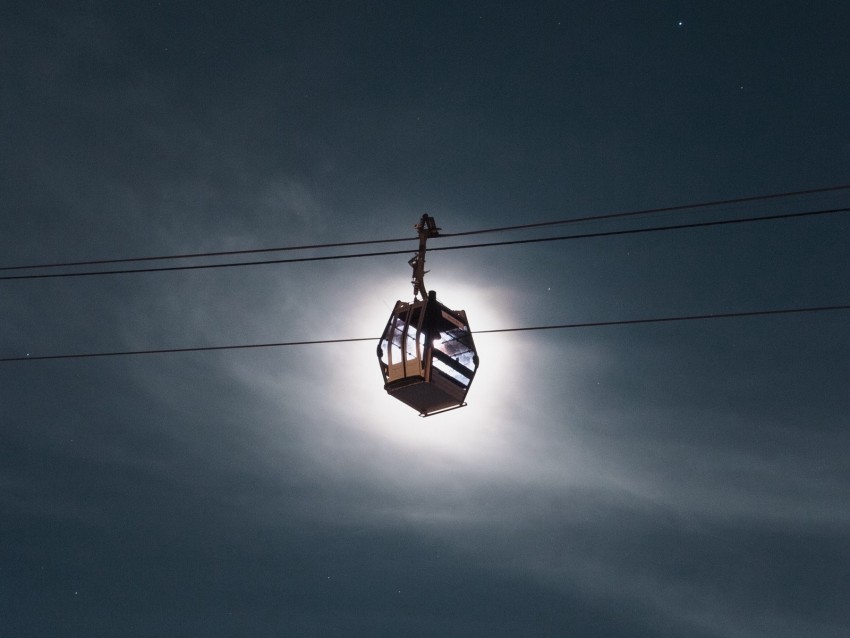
385,375,467,416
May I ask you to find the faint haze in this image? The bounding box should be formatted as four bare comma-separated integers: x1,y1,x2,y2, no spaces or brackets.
2,2,849,637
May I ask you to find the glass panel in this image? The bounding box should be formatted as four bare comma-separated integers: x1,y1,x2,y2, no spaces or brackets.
384,304,426,381
389,317,406,365
432,354,471,386
434,328,475,368
432,325,476,386
405,327,418,360
407,306,423,364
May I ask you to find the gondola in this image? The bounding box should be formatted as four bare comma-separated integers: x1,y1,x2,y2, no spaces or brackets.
377,216,479,416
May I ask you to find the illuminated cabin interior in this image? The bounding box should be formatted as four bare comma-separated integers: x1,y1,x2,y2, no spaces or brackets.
377,290,479,416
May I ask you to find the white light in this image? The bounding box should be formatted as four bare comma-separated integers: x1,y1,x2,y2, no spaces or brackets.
326,276,524,466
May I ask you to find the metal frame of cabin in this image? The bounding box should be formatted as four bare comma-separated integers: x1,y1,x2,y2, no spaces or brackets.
377,290,479,416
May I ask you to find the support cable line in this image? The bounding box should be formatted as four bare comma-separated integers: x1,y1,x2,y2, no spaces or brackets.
439,183,850,238
0,234,416,272
3,303,848,363
2,206,848,282
3,183,849,273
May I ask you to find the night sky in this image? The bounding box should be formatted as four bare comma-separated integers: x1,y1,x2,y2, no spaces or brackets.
2,2,849,636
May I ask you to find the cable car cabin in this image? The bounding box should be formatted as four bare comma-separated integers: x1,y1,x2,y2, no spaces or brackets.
377,290,479,416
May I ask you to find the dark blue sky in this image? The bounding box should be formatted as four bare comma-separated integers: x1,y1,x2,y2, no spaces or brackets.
2,2,849,636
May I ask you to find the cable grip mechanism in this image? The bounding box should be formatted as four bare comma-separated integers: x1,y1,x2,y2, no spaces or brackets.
409,214,440,299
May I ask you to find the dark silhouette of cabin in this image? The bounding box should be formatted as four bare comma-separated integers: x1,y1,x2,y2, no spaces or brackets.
377,290,479,416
